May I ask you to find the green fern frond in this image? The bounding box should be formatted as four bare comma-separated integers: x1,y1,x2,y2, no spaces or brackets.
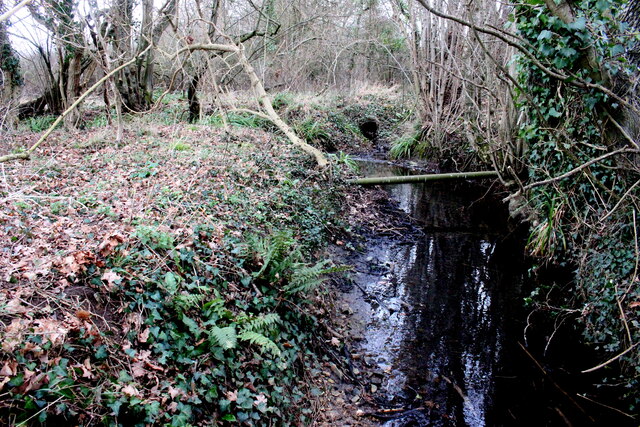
247,231,297,277
174,293,204,313
209,326,237,350
285,261,348,295
239,331,281,356
242,313,281,333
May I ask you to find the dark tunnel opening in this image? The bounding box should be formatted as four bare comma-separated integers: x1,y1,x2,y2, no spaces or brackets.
359,120,378,140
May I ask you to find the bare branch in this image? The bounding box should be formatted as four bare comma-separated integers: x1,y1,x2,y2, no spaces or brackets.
523,147,639,191
0,0,32,23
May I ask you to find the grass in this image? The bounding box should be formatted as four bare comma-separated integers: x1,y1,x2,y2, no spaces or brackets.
23,114,58,132
389,132,419,159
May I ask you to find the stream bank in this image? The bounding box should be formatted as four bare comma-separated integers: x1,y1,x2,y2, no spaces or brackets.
319,158,635,426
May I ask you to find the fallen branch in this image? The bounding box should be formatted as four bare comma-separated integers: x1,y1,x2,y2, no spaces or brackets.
0,46,152,163
347,170,498,185
174,42,328,167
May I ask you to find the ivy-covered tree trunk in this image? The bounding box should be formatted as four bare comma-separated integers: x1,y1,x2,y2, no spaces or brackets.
24,0,87,127
514,0,640,409
187,72,201,123
0,0,22,129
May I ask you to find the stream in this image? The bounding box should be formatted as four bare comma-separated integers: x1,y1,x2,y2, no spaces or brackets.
335,160,625,426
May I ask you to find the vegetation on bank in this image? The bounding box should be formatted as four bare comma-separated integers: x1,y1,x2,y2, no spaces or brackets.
389,0,640,412
515,0,639,410
0,93,396,424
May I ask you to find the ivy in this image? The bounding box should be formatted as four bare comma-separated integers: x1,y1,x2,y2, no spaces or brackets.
515,0,640,409
0,42,22,88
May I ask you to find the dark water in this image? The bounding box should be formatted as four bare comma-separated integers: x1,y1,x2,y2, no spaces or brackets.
341,160,632,426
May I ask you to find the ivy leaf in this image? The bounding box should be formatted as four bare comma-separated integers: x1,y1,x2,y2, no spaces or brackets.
610,44,625,56
537,30,553,40
595,0,609,12
182,315,201,338
559,47,577,58
548,108,562,118
554,57,569,69
163,272,179,295
568,17,587,31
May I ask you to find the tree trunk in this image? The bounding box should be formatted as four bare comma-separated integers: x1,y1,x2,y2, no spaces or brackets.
187,72,201,123
0,0,21,129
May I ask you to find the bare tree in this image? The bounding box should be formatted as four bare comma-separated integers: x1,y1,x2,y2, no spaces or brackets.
390,0,515,167
25,0,90,127
108,0,177,112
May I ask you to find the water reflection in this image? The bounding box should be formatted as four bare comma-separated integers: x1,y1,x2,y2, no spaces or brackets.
345,162,523,426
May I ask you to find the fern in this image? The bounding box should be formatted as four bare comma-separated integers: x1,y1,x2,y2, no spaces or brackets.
182,314,202,338
244,230,347,295
242,313,281,333
174,293,204,313
239,331,281,356
285,261,347,295
247,231,297,278
209,326,237,350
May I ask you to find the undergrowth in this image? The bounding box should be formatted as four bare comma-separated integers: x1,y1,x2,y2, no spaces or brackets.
0,114,351,425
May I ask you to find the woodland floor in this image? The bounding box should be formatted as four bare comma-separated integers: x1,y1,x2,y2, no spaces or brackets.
0,90,415,425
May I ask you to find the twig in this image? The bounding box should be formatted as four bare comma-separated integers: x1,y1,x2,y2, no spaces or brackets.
16,396,64,426
519,342,592,419
576,393,637,419
523,147,638,191
442,375,480,420
599,179,640,222
615,283,633,346
581,342,639,373
623,208,640,301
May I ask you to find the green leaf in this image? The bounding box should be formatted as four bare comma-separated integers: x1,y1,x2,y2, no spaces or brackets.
210,326,237,350
95,345,108,360
553,56,569,69
182,315,202,338
222,414,237,421
537,30,553,40
164,272,179,294
611,44,625,56
548,108,562,118
109,399,123,416
559,47,577,58
239,331,281,356
241,313,281,333
568,17,587,31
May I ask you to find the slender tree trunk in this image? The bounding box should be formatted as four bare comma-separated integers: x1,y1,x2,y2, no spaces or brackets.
187,72,201,123
0,0,21,129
